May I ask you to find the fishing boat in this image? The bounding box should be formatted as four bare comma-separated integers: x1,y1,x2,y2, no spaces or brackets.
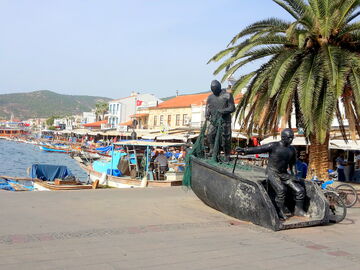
0,177,34,191
189,156,330,231
39,145,71,153
1,164,96,191
38,142,73,153
33,179,95,191
78,140,186,188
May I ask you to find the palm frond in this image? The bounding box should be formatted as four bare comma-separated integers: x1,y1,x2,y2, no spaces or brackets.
231,72,257,97
336,0,360,28
220,45,285,80
346,10,360,23
207,46,237,64
273,0,300,19
227,18,291,46
335,100,348,142
313,80,335,143
268,50,301,97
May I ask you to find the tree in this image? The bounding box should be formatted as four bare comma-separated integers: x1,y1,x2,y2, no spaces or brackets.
209,0,360,179
46,115,59,127
95,102,108,121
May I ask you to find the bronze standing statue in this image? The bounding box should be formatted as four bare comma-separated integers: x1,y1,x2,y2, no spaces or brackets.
236,128,306,220
205,80,235,162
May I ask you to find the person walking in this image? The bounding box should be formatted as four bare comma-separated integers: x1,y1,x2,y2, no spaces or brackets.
336,152,347,182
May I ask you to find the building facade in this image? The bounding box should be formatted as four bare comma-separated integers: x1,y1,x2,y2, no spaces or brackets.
147,92,211,130
107,92,161,128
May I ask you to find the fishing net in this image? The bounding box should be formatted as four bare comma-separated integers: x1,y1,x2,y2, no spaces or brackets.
182,120,208,187
183,114,256,187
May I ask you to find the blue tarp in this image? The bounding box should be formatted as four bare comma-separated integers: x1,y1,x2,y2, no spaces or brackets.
0,179,34,191
92,152,127,174
30,164,73,181
95,146,113,152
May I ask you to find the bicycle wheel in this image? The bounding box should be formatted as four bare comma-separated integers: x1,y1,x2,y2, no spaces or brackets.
324,190,347,223
335,184,358,208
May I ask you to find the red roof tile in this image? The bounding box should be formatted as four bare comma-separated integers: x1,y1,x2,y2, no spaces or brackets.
119,120,133,126
83,120,107,127
130,113,149,118
148,91,242,109
153,92,211,109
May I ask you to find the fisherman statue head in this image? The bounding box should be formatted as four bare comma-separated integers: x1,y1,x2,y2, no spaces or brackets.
280,128,294,146
210,80,222,96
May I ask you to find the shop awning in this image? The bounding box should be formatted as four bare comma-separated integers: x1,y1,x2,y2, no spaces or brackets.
156,133,198,142
141,134,158,140
329,140,360,150
261,136,309,146
232,132,247,139
114,140,185,147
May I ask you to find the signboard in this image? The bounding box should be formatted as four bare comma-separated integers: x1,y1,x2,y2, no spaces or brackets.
117,125,128,132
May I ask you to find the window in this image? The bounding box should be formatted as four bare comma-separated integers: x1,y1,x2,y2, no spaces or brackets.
176,114,180,126
154,116,157,126
160,115,164,126
183,114,188,125
167,115,171,125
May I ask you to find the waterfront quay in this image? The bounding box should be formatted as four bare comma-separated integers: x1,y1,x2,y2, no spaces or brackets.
1,187,360,270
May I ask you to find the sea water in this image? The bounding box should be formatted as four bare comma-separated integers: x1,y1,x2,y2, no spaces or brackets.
0,139,88,181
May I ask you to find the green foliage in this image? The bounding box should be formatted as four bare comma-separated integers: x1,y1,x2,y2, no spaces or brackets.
209,0,360,144
95,101,109,120
48,126,56,130
0,90,111,120
46,115,57,126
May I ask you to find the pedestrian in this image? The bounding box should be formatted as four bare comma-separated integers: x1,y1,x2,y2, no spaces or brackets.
296,155,308,179
336,152,347,182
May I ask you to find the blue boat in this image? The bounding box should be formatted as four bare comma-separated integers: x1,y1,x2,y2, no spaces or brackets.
0,178,34,191
39,145,70,153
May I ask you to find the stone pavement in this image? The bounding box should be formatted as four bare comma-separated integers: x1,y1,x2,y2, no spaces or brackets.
0,187,359,270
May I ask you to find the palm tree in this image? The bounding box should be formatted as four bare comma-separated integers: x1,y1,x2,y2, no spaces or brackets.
95,102,108,121
209,0,360,179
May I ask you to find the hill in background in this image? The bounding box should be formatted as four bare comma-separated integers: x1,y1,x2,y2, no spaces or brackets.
0,90,111,120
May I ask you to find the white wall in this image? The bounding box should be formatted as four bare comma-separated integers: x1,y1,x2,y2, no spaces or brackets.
108,93,162,128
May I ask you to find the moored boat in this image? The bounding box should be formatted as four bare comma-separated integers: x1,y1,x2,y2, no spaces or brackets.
77,140,186,188
79,162,183,188
39,145,71,153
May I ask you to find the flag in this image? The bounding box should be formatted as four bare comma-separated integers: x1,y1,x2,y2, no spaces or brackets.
136,100,143,106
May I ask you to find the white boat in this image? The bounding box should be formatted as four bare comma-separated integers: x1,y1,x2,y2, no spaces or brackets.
78,140,186,188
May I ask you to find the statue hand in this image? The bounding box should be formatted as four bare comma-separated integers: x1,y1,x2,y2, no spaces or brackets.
235,147,246,155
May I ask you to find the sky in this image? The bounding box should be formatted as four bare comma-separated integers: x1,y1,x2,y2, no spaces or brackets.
0,0,293,99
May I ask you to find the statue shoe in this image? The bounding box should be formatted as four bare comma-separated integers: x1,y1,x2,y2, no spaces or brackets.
276,201,288,221
278,209,288,221
294,200,307,217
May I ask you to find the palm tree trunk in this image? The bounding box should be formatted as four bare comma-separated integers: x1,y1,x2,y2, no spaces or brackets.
308,134,329,180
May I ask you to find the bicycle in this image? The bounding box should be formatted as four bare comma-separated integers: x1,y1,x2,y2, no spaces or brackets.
314,179,347,223
327,170,358,208
307,169,346,223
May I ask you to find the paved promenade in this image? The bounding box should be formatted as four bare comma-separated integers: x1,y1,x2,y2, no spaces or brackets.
0,187,359,270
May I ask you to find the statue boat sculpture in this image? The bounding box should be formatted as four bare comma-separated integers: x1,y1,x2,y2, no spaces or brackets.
189,156,330,231
186,80,331,231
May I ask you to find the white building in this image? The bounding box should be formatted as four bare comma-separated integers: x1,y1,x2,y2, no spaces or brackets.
82,111,97,124
53,115,82,130
107,92,162,128
190,104,206,128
